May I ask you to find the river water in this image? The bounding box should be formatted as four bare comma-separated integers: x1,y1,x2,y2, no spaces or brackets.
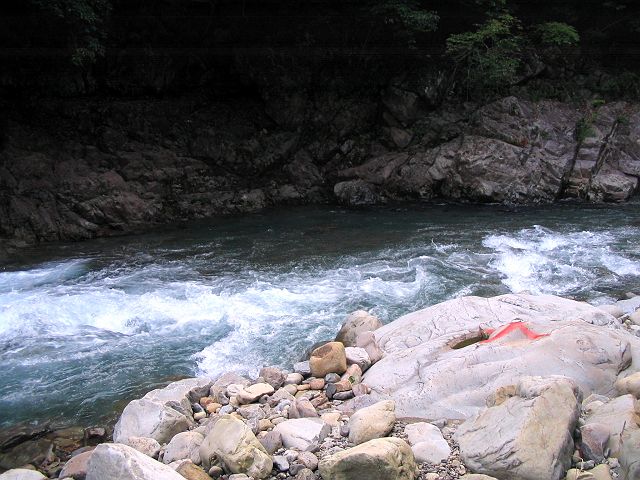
1,203,639,428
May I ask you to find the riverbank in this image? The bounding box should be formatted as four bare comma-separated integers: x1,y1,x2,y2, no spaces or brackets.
1,94,639,254
2,292,639,480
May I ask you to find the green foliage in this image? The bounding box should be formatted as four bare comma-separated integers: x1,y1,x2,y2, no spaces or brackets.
31,0,112,66
576,112,597,143
372,1,439,33
536,22,580,47
446,14,523,92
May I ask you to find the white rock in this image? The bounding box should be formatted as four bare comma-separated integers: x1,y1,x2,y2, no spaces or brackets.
162,431,204,465
0,470,47,480
125,436,162,458
597,304,625,318
86,443,184,480
318,437,416,480
274,418,331,451
404,423,451,463
360,294,638,419
348,400,396,445
455,376,580,480
199,415,272,479
114,377,212,444
335,310,383,347
237,383,274,405
345,347,372,372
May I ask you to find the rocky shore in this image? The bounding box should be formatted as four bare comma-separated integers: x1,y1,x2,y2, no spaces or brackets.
2,94,640,255
2,293,640,480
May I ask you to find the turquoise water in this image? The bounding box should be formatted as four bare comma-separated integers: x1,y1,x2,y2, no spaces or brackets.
1,203,639,428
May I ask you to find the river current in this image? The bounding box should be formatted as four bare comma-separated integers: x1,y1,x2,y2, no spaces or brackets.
1,203,639,428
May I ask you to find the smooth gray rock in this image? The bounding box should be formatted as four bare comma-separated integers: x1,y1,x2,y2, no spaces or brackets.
162,431,204,465
336,311,383,347
125,436,161,459
274,418,331,452
455,376,580,480
583,394,639,458
404,423,451,464
360,294,638,419
114,378,213,444
318,437,416,480
0,470,47,480
348,400,396,445
199,415,272,479
59,449,94,479
86,443,184,480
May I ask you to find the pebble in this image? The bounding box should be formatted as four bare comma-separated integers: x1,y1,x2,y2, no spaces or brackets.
273,455,289,472
324,373,341,383
208,465,224,478
286,373,304,385
332,391,354,400
193,411,206,420
309,378,325,390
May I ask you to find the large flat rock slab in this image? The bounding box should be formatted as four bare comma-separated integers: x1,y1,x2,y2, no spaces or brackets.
360,294,640,419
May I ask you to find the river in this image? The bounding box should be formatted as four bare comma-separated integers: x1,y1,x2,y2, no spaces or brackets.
1,202,639,428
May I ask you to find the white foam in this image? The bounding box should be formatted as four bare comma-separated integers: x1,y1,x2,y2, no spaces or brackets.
483,227,640,296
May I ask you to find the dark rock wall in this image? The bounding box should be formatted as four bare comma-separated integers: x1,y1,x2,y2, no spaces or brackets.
1,93,639,250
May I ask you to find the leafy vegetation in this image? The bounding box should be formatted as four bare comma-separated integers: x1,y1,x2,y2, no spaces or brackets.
31,0,111,66
1,0,638,99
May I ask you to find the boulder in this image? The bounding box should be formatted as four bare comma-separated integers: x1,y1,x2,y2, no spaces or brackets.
460,473,498,480
619,429,640,480
199,415,272,479
86,443,184,480
174,462,212,480
336,311,383,347
309,342,347,378
259,367,286,390
565,464,613,480
583,394,639,458
345,347,372,372
333,180,379,207
455,376,580,480
360,294,638,419
114,378,213,444
598,304,625,318
237,383,274,405
318,437,416,480
289,398,319,419
274,418,331,451
162,431,204,465
355,331,384,364
125,437,161,458
579,423,610,462
0,470,47,480
460,476,499,480
59,449,94,479
615,372,640,398
348,400,396,445
404,423,451,464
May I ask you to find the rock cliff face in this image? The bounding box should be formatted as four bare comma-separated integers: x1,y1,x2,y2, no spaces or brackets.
1,93,639,249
